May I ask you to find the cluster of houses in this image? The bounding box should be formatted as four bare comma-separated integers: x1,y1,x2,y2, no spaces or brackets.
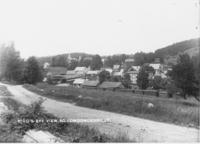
43,56,171,90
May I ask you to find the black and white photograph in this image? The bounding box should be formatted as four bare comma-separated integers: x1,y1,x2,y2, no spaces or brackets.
0,0,199,143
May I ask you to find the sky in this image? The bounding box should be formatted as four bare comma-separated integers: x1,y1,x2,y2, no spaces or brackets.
0,0,199,58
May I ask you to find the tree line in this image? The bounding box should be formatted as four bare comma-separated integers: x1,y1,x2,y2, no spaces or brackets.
0,43,43,84
136,54,199,101
0,42,199,101
50,54,102,70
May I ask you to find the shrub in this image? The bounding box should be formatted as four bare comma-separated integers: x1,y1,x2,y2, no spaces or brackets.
2,97,132,142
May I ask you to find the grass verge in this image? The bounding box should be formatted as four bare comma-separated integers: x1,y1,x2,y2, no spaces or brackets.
0,97,131,142
0,85,13,96
24,83,200,128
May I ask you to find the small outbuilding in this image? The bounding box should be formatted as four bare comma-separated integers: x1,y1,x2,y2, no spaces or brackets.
82,80,99,89
73,78,85,87
99,81,123,91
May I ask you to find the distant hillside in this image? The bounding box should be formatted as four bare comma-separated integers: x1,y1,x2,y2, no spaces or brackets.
37,52,93,66
36,38,199,66
155,38,200,58
184,47,199,58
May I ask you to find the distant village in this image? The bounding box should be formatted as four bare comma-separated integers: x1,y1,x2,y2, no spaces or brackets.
43,53,172,91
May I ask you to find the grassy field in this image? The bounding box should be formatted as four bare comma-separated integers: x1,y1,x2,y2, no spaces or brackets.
23,83,200,128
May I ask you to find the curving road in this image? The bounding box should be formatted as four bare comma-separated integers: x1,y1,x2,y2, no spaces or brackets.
0,82,199,142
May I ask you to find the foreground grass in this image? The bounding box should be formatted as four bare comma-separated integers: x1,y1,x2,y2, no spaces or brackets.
0,85,12,96
23,83,200,128
0,97,131,142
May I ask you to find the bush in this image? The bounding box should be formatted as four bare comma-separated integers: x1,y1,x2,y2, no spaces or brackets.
23,57,43,84
2,97,131,142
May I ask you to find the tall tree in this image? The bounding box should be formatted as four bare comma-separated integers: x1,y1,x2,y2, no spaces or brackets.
166,79,178,98
150,76,166,90
137,65,150,89
0,43,24,83
51,55,68,67
98,70,110,83
68,59,78,70
171,54,199,100
133,52,147,66
24,57,43,84
122,73,131,88
90,55,103,70
79,58,91,67
104,56,114,68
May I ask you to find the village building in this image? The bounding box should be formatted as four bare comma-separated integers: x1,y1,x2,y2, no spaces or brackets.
73,78,85,87
126,66,140,84
86,70,100,80
82,80,99,89
45,67,68,84
124,58,135,70
113,64,120,71
125,58,134,63
67,53,78,63
47,67,67,76
43,62,50,69
101,57,107,66
149,63,167,79
83,57,92,61
112,69,124,78
99,81,123,91
101,68,113,74
74,66,89,75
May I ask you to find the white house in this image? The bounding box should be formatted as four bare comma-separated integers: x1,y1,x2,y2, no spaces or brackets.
126,66,140,84
113,65,120,71
74,67,89,75
43,62,50,69
102,68,113,74
73,78,85,87
113,69,124,77
125,58,134,63
86,70,99,75
86,70,100,80
149,63,167,78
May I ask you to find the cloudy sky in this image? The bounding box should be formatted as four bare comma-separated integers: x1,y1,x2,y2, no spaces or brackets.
0,0,199,58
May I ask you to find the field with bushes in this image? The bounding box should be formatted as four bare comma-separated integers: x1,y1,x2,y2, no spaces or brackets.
0,85,13,96
24,83,200,128
0,97,131,142
0,84,131,142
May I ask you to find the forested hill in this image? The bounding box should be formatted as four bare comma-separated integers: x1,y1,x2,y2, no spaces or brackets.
154,38,200,58
37,52,92,65
36,38,199,66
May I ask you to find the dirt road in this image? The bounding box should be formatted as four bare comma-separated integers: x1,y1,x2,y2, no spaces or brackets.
1,83,199,142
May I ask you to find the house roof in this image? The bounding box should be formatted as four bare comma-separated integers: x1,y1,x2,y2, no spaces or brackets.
132,66,140,71
84,57,92,60
125,59,134,62
82,80,99,87
47,67,67,75
73,78,85,84
66,70,76,75
63,74,83,80
99,82,123,89
43,62,50,69
74,67,88,72
127,66,140,73
113,65,120,70
113,69,124,76
86,70,99,75
149,64,161,70
104,68,113,74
